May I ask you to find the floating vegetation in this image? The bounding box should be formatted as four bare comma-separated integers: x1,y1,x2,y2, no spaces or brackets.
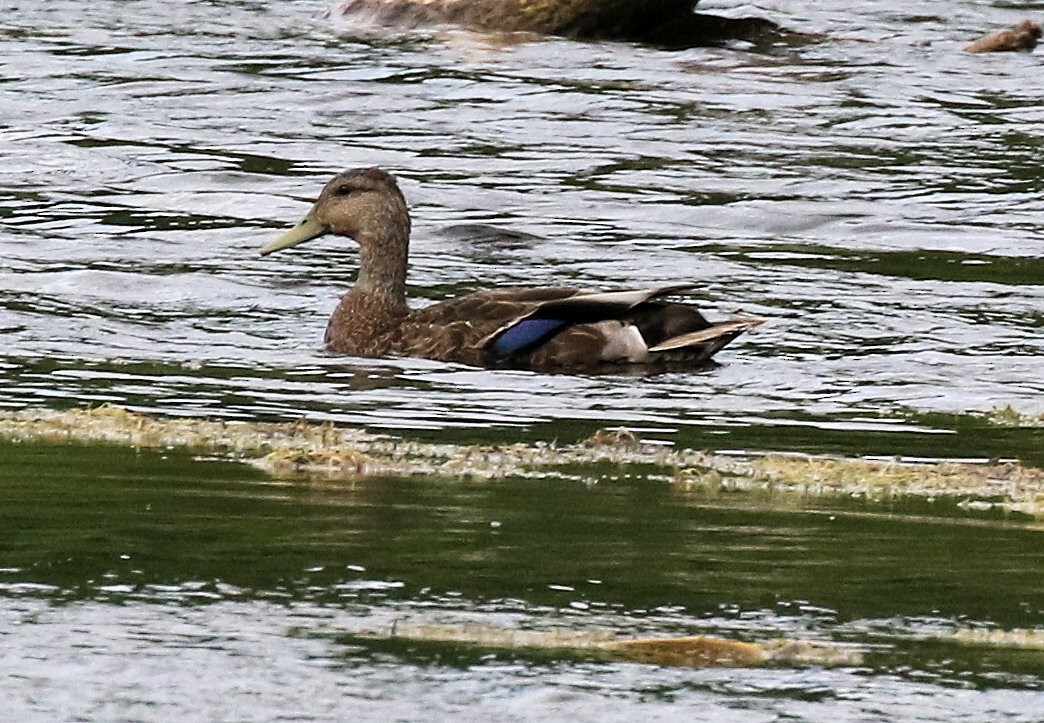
344,623,862,668
949,628,1044,651
982,404,1044,428
0,403,376,456
1,405,1041,518
736,454,1044,518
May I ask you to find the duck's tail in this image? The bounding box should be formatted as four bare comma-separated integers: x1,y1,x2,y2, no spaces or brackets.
648,317,766,353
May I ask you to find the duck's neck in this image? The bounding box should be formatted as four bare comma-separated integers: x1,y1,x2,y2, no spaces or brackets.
355,231,408,302
324,227,411,354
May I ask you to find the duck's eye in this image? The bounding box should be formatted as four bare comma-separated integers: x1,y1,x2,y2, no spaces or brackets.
333,185,355,197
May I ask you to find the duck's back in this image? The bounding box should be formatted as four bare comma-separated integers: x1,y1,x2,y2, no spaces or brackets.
375,286,750,372
386,287,581,367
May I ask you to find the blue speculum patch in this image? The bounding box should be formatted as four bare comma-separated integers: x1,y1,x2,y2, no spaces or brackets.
490,318,567,356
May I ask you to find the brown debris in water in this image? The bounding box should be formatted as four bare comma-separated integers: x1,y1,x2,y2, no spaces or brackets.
360,623,861,668
607,635,767,666
1,405,1041,518
964,20,1041,53
582,427,640,449
263,446,371,474
354,622,1040,669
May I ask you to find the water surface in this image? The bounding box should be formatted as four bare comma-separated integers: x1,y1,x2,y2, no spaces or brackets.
2,442,1042,720
1,1,1042,719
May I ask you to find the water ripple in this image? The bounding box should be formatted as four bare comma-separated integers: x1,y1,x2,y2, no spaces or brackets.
1,0,1041,448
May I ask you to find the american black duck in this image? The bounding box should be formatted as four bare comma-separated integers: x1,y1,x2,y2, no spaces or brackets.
260,168,763,372
330,0,785,49
964,20,1041,53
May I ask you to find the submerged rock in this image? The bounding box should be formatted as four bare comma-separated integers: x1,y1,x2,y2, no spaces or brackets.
329,0,788,48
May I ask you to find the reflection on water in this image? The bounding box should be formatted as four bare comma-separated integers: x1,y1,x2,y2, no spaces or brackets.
1,442,1041,720
6,440,1039,622
1,0,1042,719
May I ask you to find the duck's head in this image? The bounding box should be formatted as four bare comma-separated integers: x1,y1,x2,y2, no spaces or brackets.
259,167,410,256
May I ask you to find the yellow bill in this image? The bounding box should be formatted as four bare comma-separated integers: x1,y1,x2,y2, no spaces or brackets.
259,211,328,256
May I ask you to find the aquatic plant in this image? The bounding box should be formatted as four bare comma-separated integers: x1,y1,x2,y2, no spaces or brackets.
1,405,1040,518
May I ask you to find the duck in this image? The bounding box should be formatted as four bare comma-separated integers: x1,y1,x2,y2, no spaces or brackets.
259,168,764,373
964,19,1041,53
329,0,786,49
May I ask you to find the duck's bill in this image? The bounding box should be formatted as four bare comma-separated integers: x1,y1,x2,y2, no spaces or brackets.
259,211,328,256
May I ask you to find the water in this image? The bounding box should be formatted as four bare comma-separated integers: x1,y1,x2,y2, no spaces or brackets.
1,1,1042,719
2,442,1042,720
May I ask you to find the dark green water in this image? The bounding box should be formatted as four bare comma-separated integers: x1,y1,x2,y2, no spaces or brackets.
1,0,1042,718
5,442,1039,621
2,441,1041,719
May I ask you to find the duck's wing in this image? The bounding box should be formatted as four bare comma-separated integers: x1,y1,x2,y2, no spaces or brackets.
528,284,701,323
478,285,702,357
396,285,760,371
388,287,578,365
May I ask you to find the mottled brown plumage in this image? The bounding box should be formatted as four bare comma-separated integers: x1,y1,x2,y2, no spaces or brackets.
260,168,763,372
330,0,786,49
